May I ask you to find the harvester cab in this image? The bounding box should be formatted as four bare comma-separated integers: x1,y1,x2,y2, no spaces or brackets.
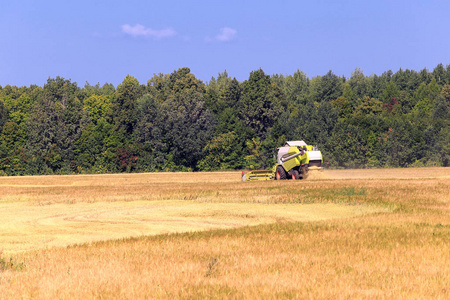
242,140,323,181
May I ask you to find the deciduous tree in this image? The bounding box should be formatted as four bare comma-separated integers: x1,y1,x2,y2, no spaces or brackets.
239,69,285,139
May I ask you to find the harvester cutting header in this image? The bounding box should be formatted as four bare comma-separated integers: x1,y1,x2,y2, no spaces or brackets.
241,140,323,181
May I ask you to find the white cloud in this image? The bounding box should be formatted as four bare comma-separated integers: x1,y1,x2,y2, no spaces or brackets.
215,27,237,42
122,24,176,39
206,27,237,42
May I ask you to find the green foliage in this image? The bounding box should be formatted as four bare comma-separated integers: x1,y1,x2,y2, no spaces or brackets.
205,72,238,114
382,81,400,104
110,75,142,136
75,118,114,172
25,77,87,174
354,96,382,116
157,90,216,170
282,69,310,106
239,69,285,139
0,122,27,174
197,131,240,170
433,85,450,119
328,121,367,168
136,68,216,171
332,95,352,118
83,94,113,124
382,118,416,167
244,137,265,170
435,126,450,166
0,65,449,174
0,99,7,130
348,68,369,100
310,70,344,103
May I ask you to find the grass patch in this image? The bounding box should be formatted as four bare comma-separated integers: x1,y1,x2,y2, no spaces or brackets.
0,251,25,272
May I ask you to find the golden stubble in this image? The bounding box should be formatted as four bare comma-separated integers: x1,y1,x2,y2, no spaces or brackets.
0,167,449,299
0,200,385,253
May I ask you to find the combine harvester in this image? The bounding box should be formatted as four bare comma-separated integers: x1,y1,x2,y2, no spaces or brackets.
241,140,323,181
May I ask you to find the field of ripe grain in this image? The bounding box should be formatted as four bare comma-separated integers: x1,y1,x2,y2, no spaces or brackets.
0,168,449,299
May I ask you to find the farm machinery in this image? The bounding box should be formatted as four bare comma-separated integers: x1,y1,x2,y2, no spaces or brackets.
241,141,323,181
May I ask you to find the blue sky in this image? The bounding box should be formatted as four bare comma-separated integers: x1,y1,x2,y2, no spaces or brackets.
1,0,449,87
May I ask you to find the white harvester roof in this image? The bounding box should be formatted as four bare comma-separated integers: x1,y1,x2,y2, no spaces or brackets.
284,141,307,147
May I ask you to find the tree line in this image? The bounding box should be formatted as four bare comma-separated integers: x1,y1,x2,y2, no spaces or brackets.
0,65,449,175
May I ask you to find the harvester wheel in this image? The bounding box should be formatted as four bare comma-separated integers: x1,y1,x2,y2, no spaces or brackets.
292,170,299,180
276,166,287,180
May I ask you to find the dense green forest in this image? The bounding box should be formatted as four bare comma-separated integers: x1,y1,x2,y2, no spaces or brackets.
0,65,449,175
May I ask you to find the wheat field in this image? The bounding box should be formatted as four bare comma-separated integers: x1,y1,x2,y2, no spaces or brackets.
0,168,449,299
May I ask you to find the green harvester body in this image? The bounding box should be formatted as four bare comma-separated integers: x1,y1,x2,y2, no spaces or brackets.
242,140,323,181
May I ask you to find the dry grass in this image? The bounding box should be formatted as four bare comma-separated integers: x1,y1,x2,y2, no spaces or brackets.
0,200,382,253
0,167,449,299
